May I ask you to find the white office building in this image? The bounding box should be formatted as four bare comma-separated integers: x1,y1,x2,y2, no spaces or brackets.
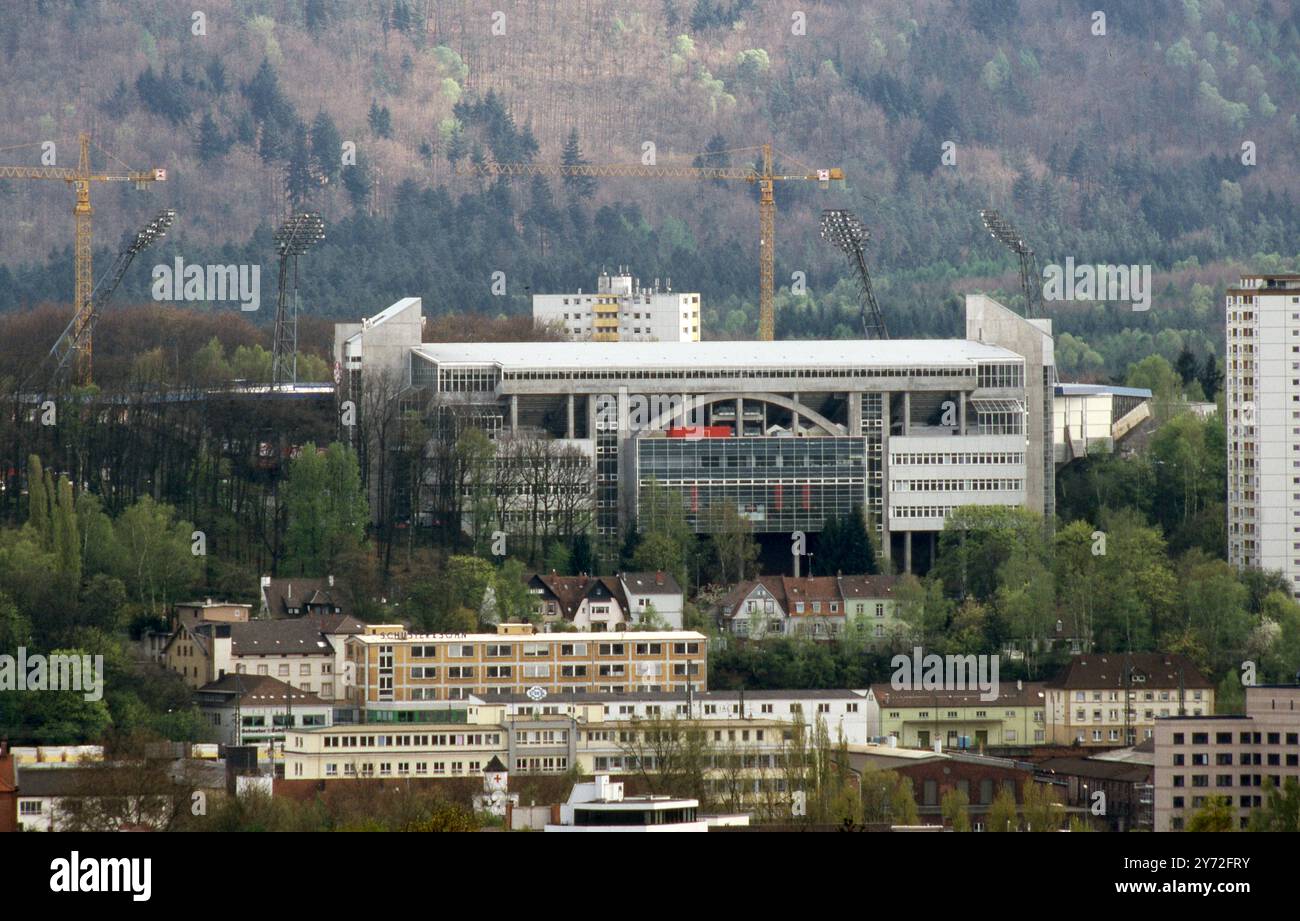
1226,274,1300,596
533,269,701,342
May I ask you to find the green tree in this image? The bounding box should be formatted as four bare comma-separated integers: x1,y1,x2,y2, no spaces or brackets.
560,127,596,199
53,475,81,587
26,454,51,549
1021,781,1065,831
285,443,368,574
941,787,971,831
987,785,1019,831
492,558,535,624
1186,795,1234,832
113,497,201,613
1247,777,1300,831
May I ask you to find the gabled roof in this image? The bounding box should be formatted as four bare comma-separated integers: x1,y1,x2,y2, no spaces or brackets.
717,574,897,620
196,673,329,709
262,577,352,619
162,621,212,658
527,574,628,621
1046,654,1213,691
619,571,683,596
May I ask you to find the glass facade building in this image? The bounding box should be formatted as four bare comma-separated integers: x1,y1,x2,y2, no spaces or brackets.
636,436,867,533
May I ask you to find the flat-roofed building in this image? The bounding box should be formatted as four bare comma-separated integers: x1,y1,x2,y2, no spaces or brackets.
1226,274,1300,598
1154,685,1300,831
344,624,707,708
533,270,700,343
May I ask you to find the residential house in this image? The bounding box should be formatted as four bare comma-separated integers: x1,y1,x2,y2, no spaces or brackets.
617,571,685,629
527,574,630,631
195,673,333,746
1046,653,1214,746
717,574,898,640
260,574,351,619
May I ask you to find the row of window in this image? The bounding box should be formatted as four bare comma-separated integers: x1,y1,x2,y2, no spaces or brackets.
320,732,501,749
401,642,699,659
890,451,1025,466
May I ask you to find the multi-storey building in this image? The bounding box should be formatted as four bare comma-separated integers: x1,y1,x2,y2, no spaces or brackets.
1153,685,1300,831
343,623,708,711
482,688,874,744
195,674,333,746
163,613,363,701
283,694,812,809
532,269,701,342
717,574,899,639
1226,274,1300,597
1045,653,1214,747
870,680,1047,749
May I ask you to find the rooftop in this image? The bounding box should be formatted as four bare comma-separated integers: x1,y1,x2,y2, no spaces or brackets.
413,339,1023,371
350,629,707,645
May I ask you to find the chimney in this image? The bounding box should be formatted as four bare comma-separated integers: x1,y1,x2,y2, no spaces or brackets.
328,574,335,588
287,583,292,600
1017,679,1023,691
656,570,664,586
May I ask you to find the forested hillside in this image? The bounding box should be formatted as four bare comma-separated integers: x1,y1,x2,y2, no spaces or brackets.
1,0,1298,381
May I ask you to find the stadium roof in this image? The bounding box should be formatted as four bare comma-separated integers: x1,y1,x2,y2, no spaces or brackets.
1055,383,1152,399
412,339,1024,370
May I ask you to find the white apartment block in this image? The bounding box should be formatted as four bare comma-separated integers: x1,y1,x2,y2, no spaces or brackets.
533,269,701,342
1226,274,1300,596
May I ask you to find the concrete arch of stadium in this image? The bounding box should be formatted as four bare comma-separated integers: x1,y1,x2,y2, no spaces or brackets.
641,391,844,436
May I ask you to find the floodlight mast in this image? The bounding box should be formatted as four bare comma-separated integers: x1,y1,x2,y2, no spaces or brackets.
820,208,889,339
979,208,1042,318
42,208,177,390
271,213,325,386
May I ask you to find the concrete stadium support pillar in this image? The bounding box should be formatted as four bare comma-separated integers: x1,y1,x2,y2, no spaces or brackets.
958,393,967,435
904,531,913,574
566,394,575,438
586,395,597,437
902,392,911,436
510,394,518,432
791,393,801,435
736,397,744,435
848,392,862,436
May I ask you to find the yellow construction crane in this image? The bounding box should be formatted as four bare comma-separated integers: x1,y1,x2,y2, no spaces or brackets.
0,132,166,383
460,143,843,340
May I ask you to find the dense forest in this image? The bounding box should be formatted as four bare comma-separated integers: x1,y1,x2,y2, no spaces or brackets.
0,0,1297,383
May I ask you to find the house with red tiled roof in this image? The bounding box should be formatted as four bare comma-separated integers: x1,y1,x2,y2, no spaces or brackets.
717,573,899,641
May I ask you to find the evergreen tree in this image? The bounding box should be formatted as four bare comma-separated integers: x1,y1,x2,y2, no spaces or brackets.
368,100,393,139
310,112,343,182
817,513,842,576
839,505,879,574
53,475,81,586
305,0,329,36
285,120,317,207
243,59,285,124
1198,353,1223,402
570,533,594,576
561,128,597,200
343,156,373,210
26,455,51,549
1174,345,1198,385
195,111,227,163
